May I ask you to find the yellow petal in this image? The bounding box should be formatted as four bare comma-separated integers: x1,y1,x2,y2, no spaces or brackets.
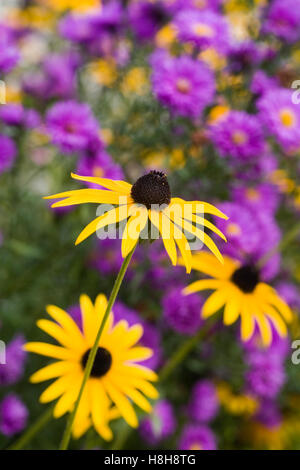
123,377,159,400
75,205,131,245
255,312,272,346
36,320,83,351
30,361,77,383
202,289,227,318
180,251,237,279
113,364,158,382
223,291,242,325
122,346,153,362
90,380,113,441
103,380,138,428
240,298,255,341
121,207,148,258
183,279,221,295
115,382,153,413
24,342,74,360
47,189,128,207
148,209,177,266
40,374,75,403
45,305,84,344
53,376,81,418
171,198,228,219
183,213,227,241
80,294,96,346
172,222,192,273
71,172,132,194
262,303,288,337
72,386,91,439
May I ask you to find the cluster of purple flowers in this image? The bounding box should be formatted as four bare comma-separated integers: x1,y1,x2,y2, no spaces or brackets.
0,24,20,75
243,328,290,431
150,50,215,119
0,335,28,436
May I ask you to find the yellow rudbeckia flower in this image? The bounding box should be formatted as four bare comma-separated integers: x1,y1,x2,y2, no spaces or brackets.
45,171,228,273
183,252,292,346
25,294,158,441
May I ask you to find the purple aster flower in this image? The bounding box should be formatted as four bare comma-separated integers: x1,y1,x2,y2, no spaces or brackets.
257,88,300,153
0,46,20,73
255,400,282,429
23,52,80,100
235,150,278,182
231,183,280,215
276,282,300,311
139,399,176,445
91,238,124,276
59,14,94,43
162,285,203,335
210,110,265,162
89,1,124,36
0,135,17,174
188,380,219,423
214,202,262,256
228,41,265,73
178,424,217,450
262,0,300,43
151,51,215,119
0,335,27,386
174,9,231,54
113,302,162,370
245,351,286,399
250,70,279,97
0,394,28,437
45,100,100,154
0,104,40,128
0,104,24,126
175,0,222,11
129,1,172,41
76,149,124,188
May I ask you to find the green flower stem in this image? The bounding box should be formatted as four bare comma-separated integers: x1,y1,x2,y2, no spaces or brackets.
7,406,54,450
59,245,136,451
257,221,300,270
158,324,212,382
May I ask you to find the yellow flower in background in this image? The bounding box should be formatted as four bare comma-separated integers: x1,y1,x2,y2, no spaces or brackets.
183,252,292,346
44,0,100,13
155,24,177,48
44,171,227,273
9,6,56,30
25,294,158,440
217,383,258,416
208,105,230,124
269,169,296,194
89,59,118,87
199,48,227,71
121,67,148,95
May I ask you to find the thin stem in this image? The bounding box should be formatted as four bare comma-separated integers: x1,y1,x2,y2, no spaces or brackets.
7,406,54,450
59,246,136,450
257,221,300,269
159,319,214,382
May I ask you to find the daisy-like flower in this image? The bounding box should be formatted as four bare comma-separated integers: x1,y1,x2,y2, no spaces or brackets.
24,294,158,441
44,171,228,273
183,252,292,346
